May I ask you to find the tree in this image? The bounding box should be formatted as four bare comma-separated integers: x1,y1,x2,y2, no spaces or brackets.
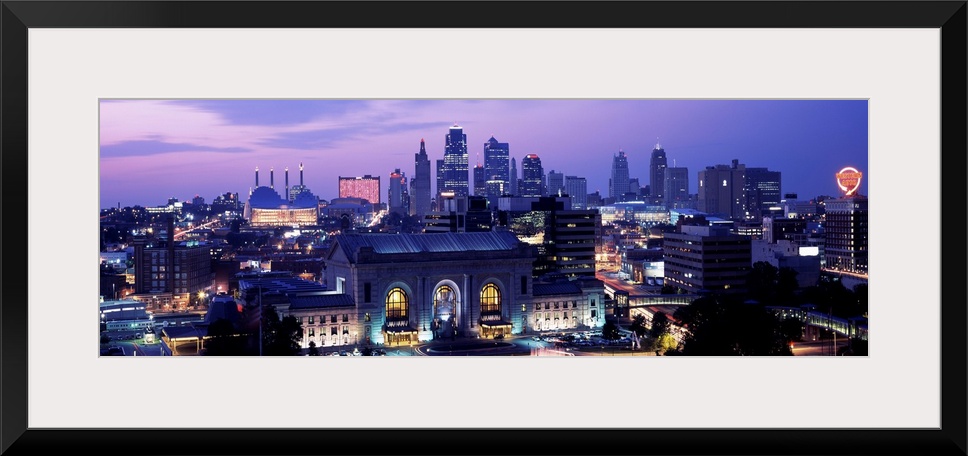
602,321,621,340
673,296,792,356
307,340,319,356
628,314,648,338
100,334,111,345
853,283,868,317
844,338,868,356
779,317,804,345
261,305,304,356
803,279,860,319
651,333,678,354
204,318,246,356
660,285,677,295
776,267,800,304
650,311,671,339
746,261,779,304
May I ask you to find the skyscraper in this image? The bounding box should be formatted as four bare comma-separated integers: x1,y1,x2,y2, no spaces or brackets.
509,157,518,196
440,124,469,198
483,136,510,199
473,164,487,197
520,154,544,197
564,176,588,210
389,168,407,213
697,159,746,220
411,139,432,217
824,195,868,276
664,167,689,207
650,141,668,200
436,158,445,195
743,167,782,220
664,224,752,295
609,150,630,199
548,170,565,196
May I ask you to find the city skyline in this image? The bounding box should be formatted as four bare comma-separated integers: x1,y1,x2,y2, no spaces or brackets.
99,99,868,209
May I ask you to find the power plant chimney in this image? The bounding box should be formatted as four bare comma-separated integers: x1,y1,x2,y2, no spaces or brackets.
255,166,259,187
285,167,290,202
270,167,274,189
299,162,304,186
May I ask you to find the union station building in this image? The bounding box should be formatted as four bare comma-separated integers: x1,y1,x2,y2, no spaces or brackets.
323,231,605,346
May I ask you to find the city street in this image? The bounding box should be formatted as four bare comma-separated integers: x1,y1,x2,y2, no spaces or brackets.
791,340,850,356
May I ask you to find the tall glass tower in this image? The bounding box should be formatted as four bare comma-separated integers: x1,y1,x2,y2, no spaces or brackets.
520,154,544,197
744,167,781,220
609,150,630,199
663,167,689,208
440,124,469,198
483,136,510,199
650,141,668,200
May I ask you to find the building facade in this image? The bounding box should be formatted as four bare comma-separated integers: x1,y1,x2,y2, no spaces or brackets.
473,164,487,197
339,175,381,205
564,176,588,210
440,124,469,198
609,150,631,199
246,187,318,227
132,224,214,310
324,231,538,344
509,157,518,196
527,278,606,333
388,169,407,213
483,136,510,199
744,167,782,220
823,195,868,275
211,192,242,219
663,224,752,295
520,154,545,197
698,159,747,220
650,142,668,200
547,170,564,196
411,139,432,218
663,167,689,208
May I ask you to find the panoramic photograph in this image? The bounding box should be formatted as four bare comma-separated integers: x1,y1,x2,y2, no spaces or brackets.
98,99,869,357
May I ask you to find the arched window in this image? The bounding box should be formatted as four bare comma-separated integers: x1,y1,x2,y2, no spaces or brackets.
480,283,501,313
434,285,456,314
386,287,409,319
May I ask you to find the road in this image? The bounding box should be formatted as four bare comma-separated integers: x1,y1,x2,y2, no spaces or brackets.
791,340,850,356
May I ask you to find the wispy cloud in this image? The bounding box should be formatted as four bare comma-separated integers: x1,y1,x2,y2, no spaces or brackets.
100,140,252,158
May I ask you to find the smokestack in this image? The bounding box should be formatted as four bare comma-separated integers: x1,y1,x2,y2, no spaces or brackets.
299,162,304,186
285,167,290,202
270,167,275,189
255,166,259,187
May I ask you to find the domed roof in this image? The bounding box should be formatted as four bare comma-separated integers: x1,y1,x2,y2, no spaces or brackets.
248,186,286,209
291,191,319,209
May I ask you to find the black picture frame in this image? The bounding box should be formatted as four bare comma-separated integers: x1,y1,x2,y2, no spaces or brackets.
2,1,965,455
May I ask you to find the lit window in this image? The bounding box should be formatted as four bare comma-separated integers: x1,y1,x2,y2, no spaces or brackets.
386,287,409,319
480,283,501,313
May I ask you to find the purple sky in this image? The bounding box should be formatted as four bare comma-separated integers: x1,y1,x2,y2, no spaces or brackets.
99,99,868,209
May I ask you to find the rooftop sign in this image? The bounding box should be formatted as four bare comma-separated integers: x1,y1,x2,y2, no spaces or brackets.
836,167,862,196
